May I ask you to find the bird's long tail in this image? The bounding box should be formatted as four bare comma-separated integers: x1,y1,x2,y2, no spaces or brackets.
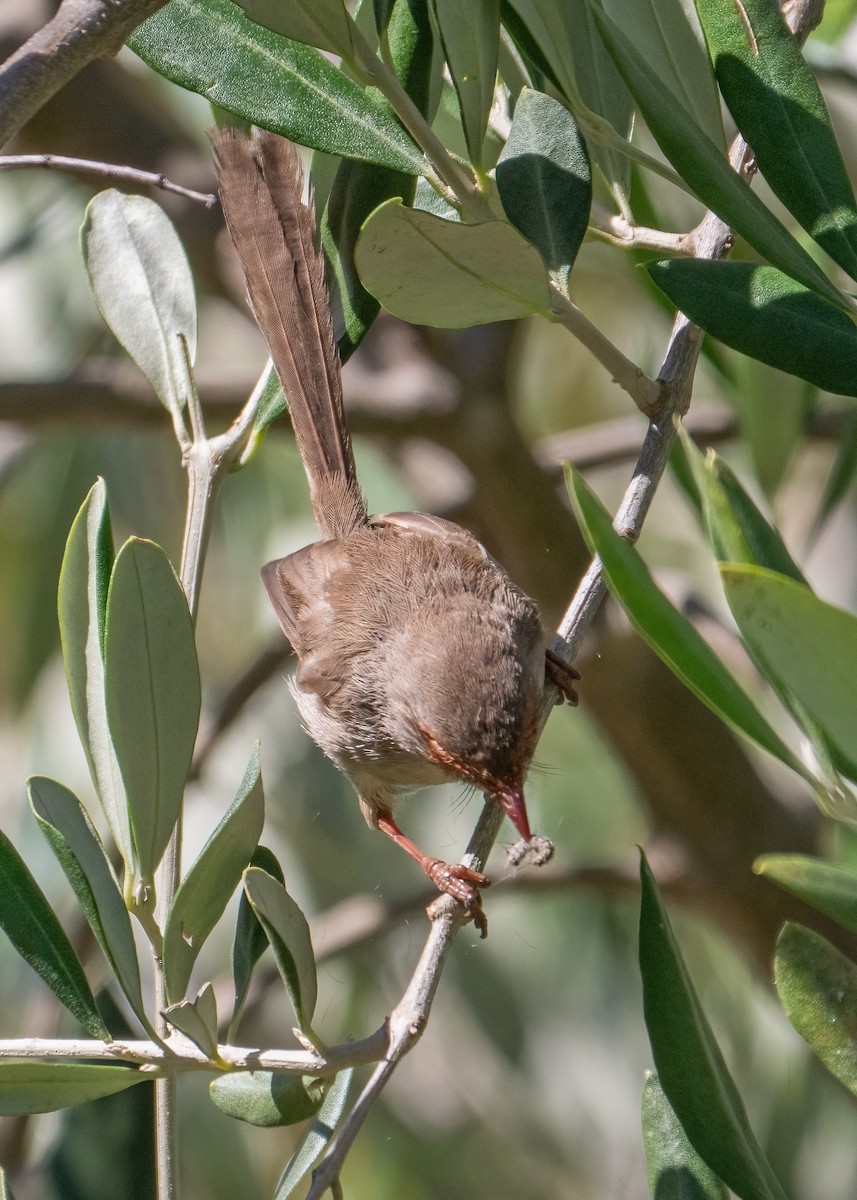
213,127,367,539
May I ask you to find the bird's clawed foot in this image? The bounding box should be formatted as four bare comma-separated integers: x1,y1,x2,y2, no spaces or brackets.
545,647,580,706
424,858,490,937
507,833,555,869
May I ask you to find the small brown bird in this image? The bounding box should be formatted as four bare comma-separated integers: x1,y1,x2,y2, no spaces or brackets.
214,128,578,934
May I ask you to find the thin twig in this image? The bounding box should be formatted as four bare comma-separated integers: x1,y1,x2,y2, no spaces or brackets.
0,1029,387,1073
549,288,663,414
0,155,216,206
588,203,695,255
0,0,170,148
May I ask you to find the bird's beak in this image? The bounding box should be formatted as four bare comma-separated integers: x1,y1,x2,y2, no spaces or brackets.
496,783,531,842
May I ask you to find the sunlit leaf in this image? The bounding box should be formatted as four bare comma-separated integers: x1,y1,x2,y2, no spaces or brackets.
756,854,857,934
28,777,147,1029
679,434,804,581
81,191,196,418
0,1063,146,1116
274,1069,353,1197
595,6,849,310
696,0,857,281
243,867,317,1037
163,745,264,1003
680,436,857,794
567,468,810,782
600,0,724,148
230,846,285,1040
129,0,425,172
58,481,133,873
648,261,857,396
232,0,354,57
775,922,857,1095
105,539,200,882
164,982,219,1058
432,0,499,168
640,854,788,1200
721,564,857,777
0,829,109,1040
641,1073,728,1200
355,198,551,325
210,1071,324,1126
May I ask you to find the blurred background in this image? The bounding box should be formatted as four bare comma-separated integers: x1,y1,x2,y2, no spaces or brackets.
4,1,857,1196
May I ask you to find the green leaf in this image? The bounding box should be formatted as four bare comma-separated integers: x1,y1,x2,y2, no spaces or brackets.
81,191,196,418
681,436,857,794
209,1071,324,1126
163,745,265,1003
774,922,857,1095
58,481,133,874
0,828,109,1039
355,198,551,326
321,159,414,360
567,468,810,781
432,0,499,168
721,564,857,777
496,88,591,291
0,1063,146,1116
696,0,857,282
600,0,724,149
229,845,285,1041
679,434,804,581
28,777,147,1030
243,867,317,1037
641,1073,728,1200
756,854,857,934
274,1069,353,1197
129,0,425,173
384,0,441,122
248,360,287,449
164,982,219,1058
639,854,789,1200
648,261,857,397
105,539,201,882
595,6,849,310
232,0,355,57
502,0,638,201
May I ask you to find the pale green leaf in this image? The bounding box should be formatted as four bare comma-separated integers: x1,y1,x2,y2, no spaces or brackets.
640,855,788,1200
0,1063,146,1116
243,867,317,1036
81,191,196,417
210,1071,324,1126
274,1069,353,1197
642,1073,728,1200
105,539,201,882
721,564,857,778
567,468,811,782
163,745,264,1003
775,922,857,1095
164,982,219,1058
28,777,147,1030
232,0,355,57
355,198,551,325
58,480,133,872
432,0,499,168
